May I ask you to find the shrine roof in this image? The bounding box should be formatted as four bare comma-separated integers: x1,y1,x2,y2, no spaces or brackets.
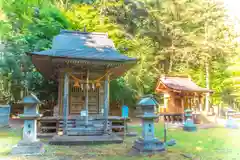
27,30,137,62
156,76,213,93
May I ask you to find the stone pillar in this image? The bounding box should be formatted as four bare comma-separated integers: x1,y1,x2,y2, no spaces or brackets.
104,74,110,133
63,72,69,135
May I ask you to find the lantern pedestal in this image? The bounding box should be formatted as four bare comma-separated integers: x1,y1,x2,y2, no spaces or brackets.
11,140,44,155
132,137,165,153
11,94,44,155
183,109,197,132
225,117,239,129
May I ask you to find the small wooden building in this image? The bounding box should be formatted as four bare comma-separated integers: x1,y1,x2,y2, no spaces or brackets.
27,30,137,137
155,75,213,122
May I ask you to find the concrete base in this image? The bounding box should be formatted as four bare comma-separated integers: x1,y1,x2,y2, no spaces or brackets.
131,138,165,154
11,140,44,155
49,134,123,145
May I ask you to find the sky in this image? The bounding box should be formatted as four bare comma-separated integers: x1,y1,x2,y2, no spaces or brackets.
224,0,240,32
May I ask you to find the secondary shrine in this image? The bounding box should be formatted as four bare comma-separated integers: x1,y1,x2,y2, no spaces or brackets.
27,30,137,144
155,75,213,124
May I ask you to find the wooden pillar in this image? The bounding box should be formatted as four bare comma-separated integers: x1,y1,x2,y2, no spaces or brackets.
85,69,89,125
199,95,203,112
58,73,63,116
181,96,184,123
194,95,198,112
63,72,69,135
99,84,104,114
163,93,169,113
104,74,110,132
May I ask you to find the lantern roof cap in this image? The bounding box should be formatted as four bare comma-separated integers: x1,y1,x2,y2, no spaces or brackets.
19,93,41,105
137,95,159,106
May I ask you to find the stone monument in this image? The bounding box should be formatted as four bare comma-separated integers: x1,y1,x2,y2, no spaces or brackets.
130,95,165,154
11,93,44,155
183,109,197,132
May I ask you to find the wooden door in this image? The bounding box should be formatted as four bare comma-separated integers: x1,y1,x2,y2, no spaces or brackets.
69,82,99,115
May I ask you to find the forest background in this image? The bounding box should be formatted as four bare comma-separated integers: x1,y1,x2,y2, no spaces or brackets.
0,0,240,110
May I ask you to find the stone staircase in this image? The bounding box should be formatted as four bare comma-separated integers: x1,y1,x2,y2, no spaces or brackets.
59,119,112,136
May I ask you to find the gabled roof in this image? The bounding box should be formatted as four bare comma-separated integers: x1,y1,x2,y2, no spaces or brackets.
156,75,213,93
27,30,137,62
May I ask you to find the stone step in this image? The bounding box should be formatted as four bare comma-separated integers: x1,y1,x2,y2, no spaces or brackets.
41,126,57,130
59,124,104,128
67,127,104,131
49,135,123,145
67,128,104,136
112,125,125,129
37,133,56,138
67,131,104,136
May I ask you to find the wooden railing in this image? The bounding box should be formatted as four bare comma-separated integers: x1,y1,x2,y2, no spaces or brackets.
159,113,184,123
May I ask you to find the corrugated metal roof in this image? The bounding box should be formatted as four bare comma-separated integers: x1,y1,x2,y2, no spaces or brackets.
28,30,137,62
159,76,213,92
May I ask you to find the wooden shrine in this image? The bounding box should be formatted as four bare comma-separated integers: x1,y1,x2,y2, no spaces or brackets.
155,75,213,123
27,30,137,142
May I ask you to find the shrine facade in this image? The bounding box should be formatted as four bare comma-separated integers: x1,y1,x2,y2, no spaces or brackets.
27,30,137,139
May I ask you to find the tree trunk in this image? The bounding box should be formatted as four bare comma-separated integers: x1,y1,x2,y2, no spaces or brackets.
205,62,210,112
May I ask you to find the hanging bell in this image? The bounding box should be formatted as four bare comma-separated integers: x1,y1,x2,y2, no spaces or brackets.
96,82,101,88
73,80,80,88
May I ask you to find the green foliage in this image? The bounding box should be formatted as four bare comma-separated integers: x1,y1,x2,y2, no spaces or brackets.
106,0,238,105
0,0,239,107
0,0,71,101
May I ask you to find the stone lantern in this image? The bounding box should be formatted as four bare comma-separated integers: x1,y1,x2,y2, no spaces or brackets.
183,109,197,132
225,110,239,129
131,95,165,154
11,93,44,155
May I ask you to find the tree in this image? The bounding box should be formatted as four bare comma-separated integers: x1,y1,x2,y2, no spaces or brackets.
0,0,71,101
106,0,238,107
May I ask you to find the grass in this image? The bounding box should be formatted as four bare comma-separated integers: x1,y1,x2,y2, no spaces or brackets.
1,123,240,160
0,127,21,157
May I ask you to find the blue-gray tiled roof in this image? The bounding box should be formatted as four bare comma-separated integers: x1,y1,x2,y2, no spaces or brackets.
29,30,137,62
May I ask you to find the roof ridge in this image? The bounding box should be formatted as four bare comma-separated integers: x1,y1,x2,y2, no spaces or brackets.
60,30,108,37
161,74,191,80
